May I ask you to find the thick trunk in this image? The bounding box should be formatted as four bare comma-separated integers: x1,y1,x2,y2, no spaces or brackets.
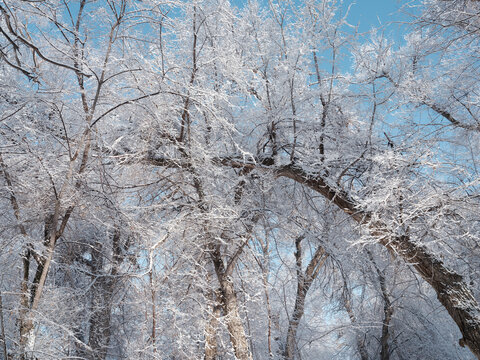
284,237,306,360
220,277,252,360
284,293,304,360
87,278,114,360
277,164,480,359
211,247,252,360
204,289,221,360
390,235,480,356
87,228,121,360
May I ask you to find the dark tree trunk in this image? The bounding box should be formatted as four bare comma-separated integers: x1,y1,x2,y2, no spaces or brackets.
86,227,122,360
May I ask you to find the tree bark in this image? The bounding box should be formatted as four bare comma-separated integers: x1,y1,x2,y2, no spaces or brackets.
259,247,273,358
149,269,157,355
0,154,32,358
220,277,252,360
204,288,221,360
86,227,122,360
211,246,252,360
0,292,7,360
87,278,114,360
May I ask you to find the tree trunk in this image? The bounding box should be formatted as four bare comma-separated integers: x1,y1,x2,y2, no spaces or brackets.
18,251,31,360
211,246,252,360
343,296,369,360
205,288,221,360
367,251,393,360
260,259,273,358
86,227,122,360
18,214,60,360
87,276,114,360
1,154,33,359
220,277,252,360
341,274,369,360
284,237,327,360
0,292,8,360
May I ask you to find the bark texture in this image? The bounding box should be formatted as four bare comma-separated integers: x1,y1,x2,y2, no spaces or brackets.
211,246,252,360
204,288,221,360
86,227,122,360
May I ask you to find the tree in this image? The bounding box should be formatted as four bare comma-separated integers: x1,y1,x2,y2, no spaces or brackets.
1,0,480,359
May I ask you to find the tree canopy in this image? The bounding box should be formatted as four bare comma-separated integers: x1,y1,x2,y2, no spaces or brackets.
1,0,480,359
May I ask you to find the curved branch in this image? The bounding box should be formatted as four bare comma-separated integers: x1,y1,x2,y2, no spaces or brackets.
276,163,480,359
134,153,480,358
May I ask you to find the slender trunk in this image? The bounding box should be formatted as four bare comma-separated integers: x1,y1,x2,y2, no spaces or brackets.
261,264,273,358
239,275,255,357
367,251,393,360
380,301,393,360
313,50,327,162
344,298,369,360
342,275,369,360
179,5,198,143
149,269,157,354
18,250,30,359
284,238,327,360
0,292,7,360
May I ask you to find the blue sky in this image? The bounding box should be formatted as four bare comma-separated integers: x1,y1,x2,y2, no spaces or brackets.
347,1,407,32
233,1,416,42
